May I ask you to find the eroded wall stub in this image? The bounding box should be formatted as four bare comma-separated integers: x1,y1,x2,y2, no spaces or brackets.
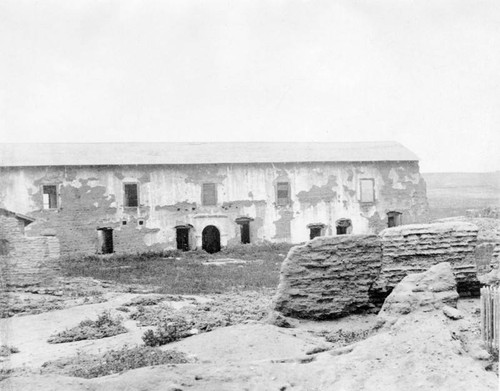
273,235,382,319
376,222,480,296
0,214,60,287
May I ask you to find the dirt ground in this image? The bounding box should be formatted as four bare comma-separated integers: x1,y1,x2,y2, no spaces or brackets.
1,277,498,391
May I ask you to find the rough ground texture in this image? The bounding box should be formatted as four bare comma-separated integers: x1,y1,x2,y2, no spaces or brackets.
377,262,459,326
273,235,382,319
375,222,480,296
3,264,498,391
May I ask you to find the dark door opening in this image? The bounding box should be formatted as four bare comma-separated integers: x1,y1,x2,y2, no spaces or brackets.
176,228,190,251
310,227,321,240
202,225,221,254
240,221,250,244
387,211,402,228
97,228,113,254
336,219,352,235
336,226,346,235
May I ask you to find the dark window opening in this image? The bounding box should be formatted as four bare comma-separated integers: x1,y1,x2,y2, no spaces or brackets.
387,211,402,228
240,221,250,244
202,225,221,253
336,219,352,235
360,179,375,203
122,220,127,225
176,228,190,251
202,183,217,206
42,185,58,209
124,183,139,207
97,228,113,254
276,182,290,206
310,227,322,240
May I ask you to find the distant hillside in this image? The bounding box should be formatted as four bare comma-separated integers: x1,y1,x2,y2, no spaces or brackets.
422,171,500,220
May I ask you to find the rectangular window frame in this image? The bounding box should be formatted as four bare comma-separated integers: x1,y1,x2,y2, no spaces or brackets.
276,182,291,206
42,184,59,210
202,183,217,206
123,183,139,208
359,178,375,204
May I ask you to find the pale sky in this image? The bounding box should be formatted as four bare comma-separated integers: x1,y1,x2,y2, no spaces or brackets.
1,0,499,173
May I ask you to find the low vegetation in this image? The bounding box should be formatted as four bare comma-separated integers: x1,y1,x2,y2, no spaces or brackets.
47,311,127,344
321,328,373,347
41,346,189,378
58,243,292,294
131,291,272,346
0,345,19,357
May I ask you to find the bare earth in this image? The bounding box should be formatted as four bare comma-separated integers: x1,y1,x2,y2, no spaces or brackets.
1,287,498,390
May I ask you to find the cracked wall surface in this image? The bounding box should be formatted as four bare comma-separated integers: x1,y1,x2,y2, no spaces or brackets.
0,161,428,254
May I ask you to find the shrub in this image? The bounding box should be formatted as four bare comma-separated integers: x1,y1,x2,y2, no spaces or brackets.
142,316,191,347
48,311,127,344
41,345,188,378
0,345,19,357
324,328,372,347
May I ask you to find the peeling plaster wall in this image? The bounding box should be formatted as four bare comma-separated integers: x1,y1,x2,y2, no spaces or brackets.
0,161,428,254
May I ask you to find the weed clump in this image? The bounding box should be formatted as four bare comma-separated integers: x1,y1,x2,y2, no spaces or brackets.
0,345,19,357
323,329,372,347
47,311,127,344
142,316,192,347
41,346,188,378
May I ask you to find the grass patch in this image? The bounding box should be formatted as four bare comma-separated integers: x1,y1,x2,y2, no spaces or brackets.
138,290,273,346
41,346,188,378
58,243,292,294
47,311,127,344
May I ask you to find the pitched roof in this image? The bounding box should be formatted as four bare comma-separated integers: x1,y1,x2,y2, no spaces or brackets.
0,141,419,167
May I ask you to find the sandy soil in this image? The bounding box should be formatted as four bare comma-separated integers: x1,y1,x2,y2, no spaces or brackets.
0,288,498,391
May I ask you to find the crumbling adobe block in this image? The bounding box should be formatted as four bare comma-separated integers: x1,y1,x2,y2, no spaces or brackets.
272,235,382,319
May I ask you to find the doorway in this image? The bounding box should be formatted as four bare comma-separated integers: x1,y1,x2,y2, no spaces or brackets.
240,221,250,244
176,227,190,251
97,228,113,254
336,219,352,235
202,225,221,254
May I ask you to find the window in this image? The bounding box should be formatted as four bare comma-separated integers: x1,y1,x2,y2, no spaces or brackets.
276,182,290,206
124,183,139,207
387,211,402,227
360,179,375,203
202,183,217,206
42,185,58,209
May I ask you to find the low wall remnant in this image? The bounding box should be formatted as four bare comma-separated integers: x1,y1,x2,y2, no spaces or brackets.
273,235,382,319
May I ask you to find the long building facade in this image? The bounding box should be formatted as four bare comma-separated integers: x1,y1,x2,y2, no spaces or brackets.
0,142,429,255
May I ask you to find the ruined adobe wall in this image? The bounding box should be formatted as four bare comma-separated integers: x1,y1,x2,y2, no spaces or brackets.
375,222,480,298
0,161,427,254
0,215,60,287
273,235,382,319
273,222,480,319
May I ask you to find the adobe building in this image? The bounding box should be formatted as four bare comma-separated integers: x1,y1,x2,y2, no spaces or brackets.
0,142,428,255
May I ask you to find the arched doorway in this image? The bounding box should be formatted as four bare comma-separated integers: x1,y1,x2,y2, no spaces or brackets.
202,225,221,254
